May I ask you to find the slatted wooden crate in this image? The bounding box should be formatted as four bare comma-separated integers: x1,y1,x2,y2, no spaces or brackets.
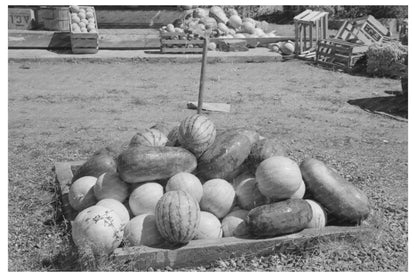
160,31,204,54
335,15,389,45
69,6,98,54
294,9,329,55
316,38,368,72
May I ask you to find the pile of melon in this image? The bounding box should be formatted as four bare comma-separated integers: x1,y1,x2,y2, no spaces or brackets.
68,114,370,256
69,5,97,33
160,6,279,51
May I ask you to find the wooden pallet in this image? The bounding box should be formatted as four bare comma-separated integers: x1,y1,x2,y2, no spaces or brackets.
294,9,329,55
335,15,389,45
54,160,372,270
160,31,204,54
316,38,368,71
69,6,99,54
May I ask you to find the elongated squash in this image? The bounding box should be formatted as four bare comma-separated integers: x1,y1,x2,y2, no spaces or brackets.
117,146,197,183
300,158,370,224
197,130,251,181
247,199,312,238
72,153,117,183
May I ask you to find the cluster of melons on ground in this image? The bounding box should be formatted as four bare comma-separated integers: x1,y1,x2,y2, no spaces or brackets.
69,5,97,33
159,6,295,52
69,113,370,256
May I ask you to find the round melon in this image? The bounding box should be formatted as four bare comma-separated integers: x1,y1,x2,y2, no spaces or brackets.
217,22,229,33
221,209,249,237
255,156,302,201
178,114,216,157
72,205,123,255
166,125,180,146
207,42,217,51
247,138,288,171
155,190,200,244
194,211,222,239
200,179,235,219
280,41,295,55
166,172,203,202
242,21,256,34
96,198,130,227
228,15,242,29
68,176,97,211
93,172,129,202
123,214,165,247
235,177,269,210
129,128,168,147
290,180,306,199
129,182,164,216
305,200,327,228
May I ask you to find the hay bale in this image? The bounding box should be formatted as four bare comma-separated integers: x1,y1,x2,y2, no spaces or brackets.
366,41,408,78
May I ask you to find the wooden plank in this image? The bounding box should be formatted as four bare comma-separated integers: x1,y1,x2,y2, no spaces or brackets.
112,226,372,270
8,8,35,30
366,15,389,36
187,102,231,113
299,11,320,23
293,9,311,20
96,9,186,28
8,30,71,48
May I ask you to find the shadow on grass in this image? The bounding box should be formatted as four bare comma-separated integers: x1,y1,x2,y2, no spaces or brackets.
347,94,408,120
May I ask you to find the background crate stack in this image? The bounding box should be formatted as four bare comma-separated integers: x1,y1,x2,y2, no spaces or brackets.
316,38,368,71
160,32,204,54
69,6,98,54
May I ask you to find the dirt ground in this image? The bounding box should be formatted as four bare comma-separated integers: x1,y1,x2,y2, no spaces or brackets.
8,59,407,271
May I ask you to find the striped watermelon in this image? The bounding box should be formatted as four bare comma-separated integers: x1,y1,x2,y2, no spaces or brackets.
129,128,168,147
155,190,201,244
178,114,216,157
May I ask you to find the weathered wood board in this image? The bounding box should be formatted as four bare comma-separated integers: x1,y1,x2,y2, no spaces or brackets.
54,160,372,270
8,8,36,30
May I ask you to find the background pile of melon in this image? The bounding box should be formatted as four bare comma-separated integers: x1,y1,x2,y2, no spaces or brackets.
68,114,370,256
160,6,291,52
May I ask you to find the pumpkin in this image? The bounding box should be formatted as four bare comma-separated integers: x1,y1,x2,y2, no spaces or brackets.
194,211,223,239
166,172,203,202
96,198,130,227
200,179,235,219
166,125,180,146
123,214,165,247
247,138,287,171
197,130,251,181
207,42,217,51
255,156,302,201
129,128,168,147
305,199,327,228
72,152,116,182
209,6,228,24
129,182,164,216
300,158,370,224
235,176,269,210
117,146,197,183
155,190,200,244
72,205,124,255
178,114,216,158
247,199,313,238
221,209,249,237
93,172,129,202
68,176,97,211
228,15,242,29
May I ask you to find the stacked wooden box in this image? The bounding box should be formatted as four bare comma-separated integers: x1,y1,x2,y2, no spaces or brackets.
160,31,204,54
69,6,99,54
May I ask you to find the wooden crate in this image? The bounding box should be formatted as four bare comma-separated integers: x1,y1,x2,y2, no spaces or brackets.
69,6,99,54
54,160,372,270
294,9,329,55
335,15,389,45
316,38,368,71
8,8,36,30
160,31,204,54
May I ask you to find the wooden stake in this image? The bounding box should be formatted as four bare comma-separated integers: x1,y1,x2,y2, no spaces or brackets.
197,36,208,114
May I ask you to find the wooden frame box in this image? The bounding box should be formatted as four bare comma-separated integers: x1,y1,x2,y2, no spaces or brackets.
69,6,99,54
